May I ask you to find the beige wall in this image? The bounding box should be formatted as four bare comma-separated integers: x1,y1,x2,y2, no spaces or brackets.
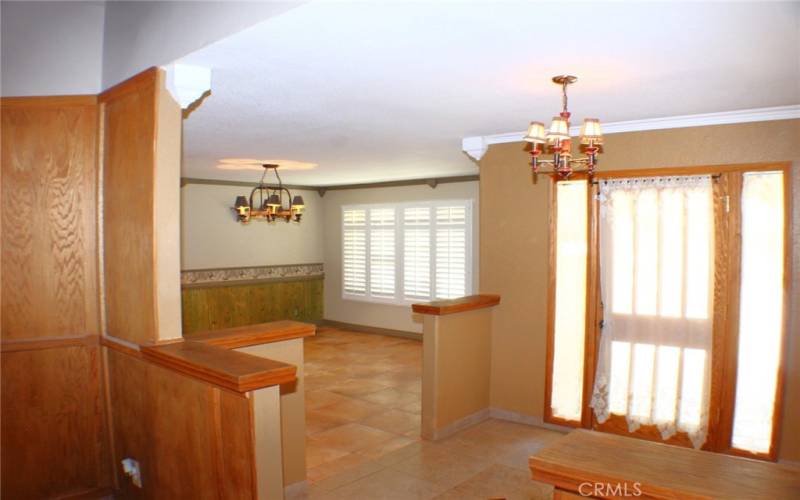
322,181,479,333
180,184,323,270
239,338,306,487
478,119,800,461
422,308,492,439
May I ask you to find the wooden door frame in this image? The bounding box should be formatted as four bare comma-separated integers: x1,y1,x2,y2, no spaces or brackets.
543,161,792,461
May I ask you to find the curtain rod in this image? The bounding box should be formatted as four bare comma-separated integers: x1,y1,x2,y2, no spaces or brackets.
590,173,722,185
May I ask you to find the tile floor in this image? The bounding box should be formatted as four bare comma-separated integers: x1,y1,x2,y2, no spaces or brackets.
299,328,564,499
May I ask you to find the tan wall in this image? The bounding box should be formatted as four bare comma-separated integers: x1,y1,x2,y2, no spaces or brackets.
478,119,800,461
239,338,307,487
422,308,492,439
322,181,479,333
180,184,324,270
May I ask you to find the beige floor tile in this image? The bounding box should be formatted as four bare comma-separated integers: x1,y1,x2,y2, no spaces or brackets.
313,396,385,422
325,467,442,500
308,423,398,453
305,389,350,411
328,378,392,397
355,435,418,460
432,463,554,500
361,409,421,434
306,443,350,469
306,409,352,435
360,387,420,408
306,452,374,484
390,441,494,492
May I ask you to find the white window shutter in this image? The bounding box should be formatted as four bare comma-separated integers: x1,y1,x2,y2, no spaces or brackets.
403,207,431,300
369,208,396,298
434,205,467,299
343,209,367,295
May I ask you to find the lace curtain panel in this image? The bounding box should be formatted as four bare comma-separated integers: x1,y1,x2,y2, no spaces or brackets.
590,175,713,449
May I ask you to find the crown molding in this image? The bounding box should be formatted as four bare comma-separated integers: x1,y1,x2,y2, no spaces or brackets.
461,105,800,160
181,174,480,196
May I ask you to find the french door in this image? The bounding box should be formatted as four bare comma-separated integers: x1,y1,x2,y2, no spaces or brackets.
544,163,790,460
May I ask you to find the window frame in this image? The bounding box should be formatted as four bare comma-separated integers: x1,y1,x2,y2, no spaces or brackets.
544,162,791,461
341,199,474,305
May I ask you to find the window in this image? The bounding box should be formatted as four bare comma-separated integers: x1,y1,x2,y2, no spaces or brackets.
342,200,473,303
545,164,789,460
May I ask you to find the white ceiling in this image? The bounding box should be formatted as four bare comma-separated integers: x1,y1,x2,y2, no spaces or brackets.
179,1,800,186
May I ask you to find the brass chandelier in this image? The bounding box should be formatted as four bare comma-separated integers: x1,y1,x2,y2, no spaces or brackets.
232,164,305,223
524,75,603,179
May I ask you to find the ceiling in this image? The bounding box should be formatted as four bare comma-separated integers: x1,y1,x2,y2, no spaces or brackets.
179,1,800,186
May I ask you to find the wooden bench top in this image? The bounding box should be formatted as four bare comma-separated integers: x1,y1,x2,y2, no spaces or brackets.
411,294,500,315
529,429,800,499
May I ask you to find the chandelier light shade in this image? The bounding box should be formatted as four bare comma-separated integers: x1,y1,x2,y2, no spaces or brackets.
580,118,603,144
231,164,305,224
546,117,570,142
524,121,547,144
524,75,603,179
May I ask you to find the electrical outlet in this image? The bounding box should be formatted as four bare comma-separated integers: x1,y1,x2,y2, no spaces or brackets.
121,458,142,488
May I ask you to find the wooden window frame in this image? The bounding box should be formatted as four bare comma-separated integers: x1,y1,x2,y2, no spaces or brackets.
544,162,792,461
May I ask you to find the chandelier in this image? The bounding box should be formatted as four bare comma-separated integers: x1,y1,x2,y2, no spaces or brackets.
524,75,603,179
232,164,305,223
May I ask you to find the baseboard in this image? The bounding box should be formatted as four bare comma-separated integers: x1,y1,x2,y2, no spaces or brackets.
319,319,422,341
489,407,572,434
427,408,490,440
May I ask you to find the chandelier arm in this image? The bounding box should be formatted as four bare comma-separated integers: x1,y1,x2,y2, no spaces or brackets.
282,187,292,210
249,186,259,212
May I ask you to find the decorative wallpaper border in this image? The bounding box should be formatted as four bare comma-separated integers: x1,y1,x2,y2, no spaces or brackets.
181,263,324,287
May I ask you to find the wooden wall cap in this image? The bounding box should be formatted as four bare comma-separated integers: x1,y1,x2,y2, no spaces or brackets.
142,341,296,393
411,294,501,316
188,320,316,349
105,320,318,392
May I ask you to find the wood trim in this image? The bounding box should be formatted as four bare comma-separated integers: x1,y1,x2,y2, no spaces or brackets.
574,162,792,460
0,95,98,107
529,429,800,500
770,162,792,460
181,174,480,192
582,182,601,429
411,294,500,315
0,335,99,353
707,173,734,452
319,319,422,341
714,172,741,453
98,67,159,103
181,274,324,289
591,161,789,180
141,341,296,393
100,336,142,358
188,320,316,349
544,177,559,425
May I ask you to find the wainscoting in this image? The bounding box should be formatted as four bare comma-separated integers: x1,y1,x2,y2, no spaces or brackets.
181,264,324,334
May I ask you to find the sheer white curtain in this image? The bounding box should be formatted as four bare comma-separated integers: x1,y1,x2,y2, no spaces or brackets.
590,175,713,448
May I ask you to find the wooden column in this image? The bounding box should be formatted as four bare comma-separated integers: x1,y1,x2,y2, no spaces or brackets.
100,67,182,345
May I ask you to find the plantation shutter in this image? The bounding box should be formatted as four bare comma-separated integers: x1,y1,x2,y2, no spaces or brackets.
434,205,468,299
403,207,431,300
369,208,396,298
342,208,367,295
